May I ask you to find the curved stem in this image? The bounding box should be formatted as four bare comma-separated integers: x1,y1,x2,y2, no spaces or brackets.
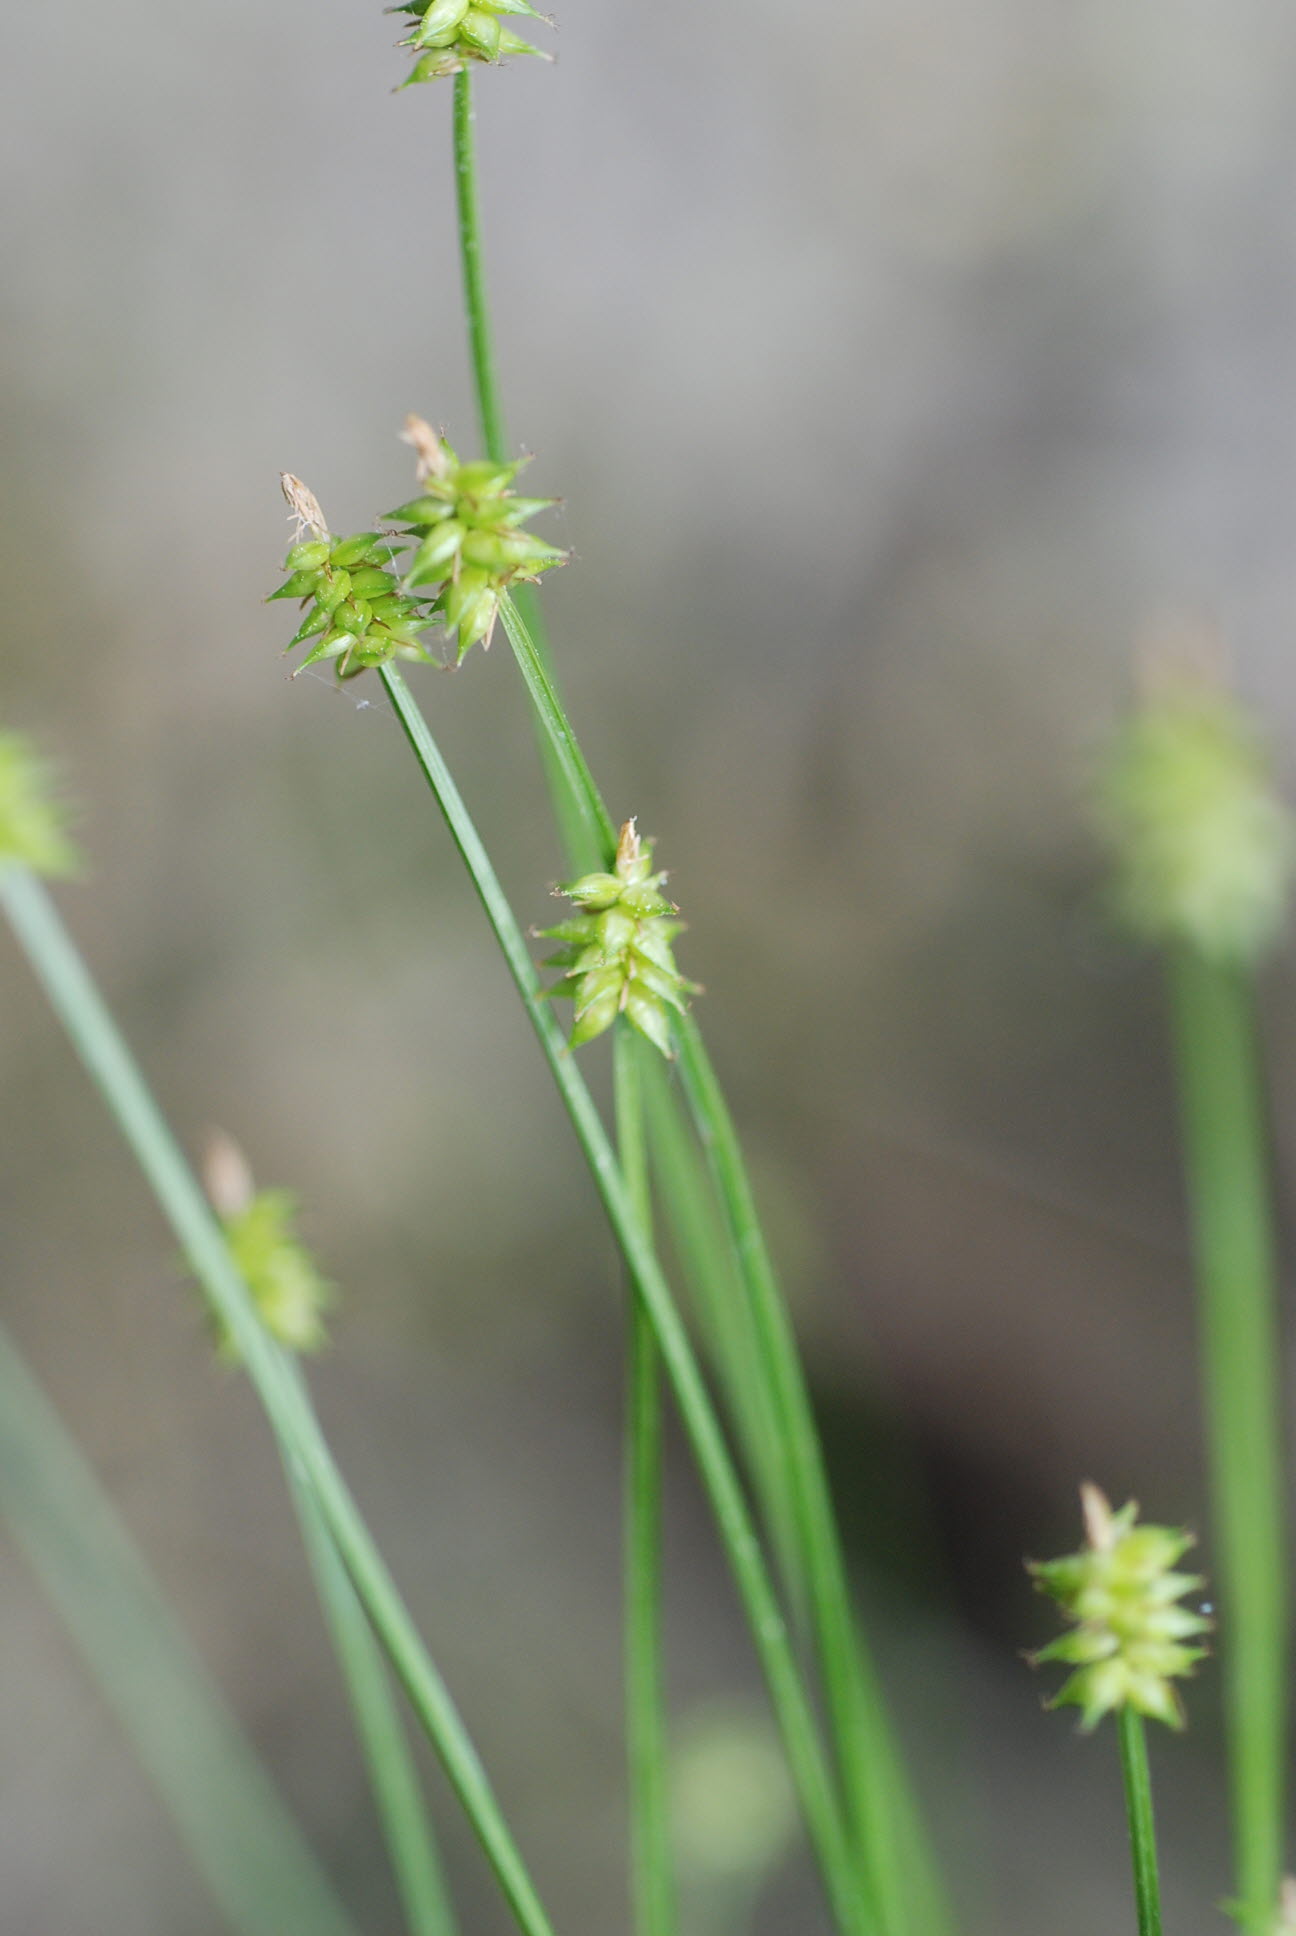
378,664,868,1936
1167,946,1288,1930
1117,1710,1163,1936
0,867,559,1936
616,1025,677,1936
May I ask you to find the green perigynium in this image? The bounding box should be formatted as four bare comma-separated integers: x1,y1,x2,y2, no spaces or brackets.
539,818,699,1058
271,474,436,680
392,0,552,87
203,1133,333,1359
386,416,567,661
1098,672,1295,964
0,733,79,879
1028,1484,1211,1732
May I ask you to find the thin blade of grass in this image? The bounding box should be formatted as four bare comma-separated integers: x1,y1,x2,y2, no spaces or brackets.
0,1314,359,1936
0,865,561,1936
377,662,870,1936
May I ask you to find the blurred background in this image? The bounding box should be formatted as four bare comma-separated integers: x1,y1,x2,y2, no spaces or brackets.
3,1,1296,1929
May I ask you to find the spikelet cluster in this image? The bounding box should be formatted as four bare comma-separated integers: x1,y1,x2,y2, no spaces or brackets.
271,476,434,680
539,820,699,1058
393,0,551,88
1098,672,1294,964
0,733,79,879
385,417,566,661
204,1134,333,1360
1028,1485,1211,1732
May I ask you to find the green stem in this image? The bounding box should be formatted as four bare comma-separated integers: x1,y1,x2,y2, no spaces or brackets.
1166,945,1288,1931
286,1425,458,1936
1117,1709,1164,1936
378,664,868,1936
0,1313,359,1936
453,69,507,467
494,592,947,1936
499,594,614,871
616,1025,676,1936
0,866,559,1936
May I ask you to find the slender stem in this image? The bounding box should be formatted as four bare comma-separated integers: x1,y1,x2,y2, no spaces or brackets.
616,1025,677,1936
674,1016,948,1936
453,69,507,466
493,592,948,1935
287,1430,458,1936
0,1314,360,1936
499,594,615,870
1117,1709,1164,1936
1166,945,1288,1930
0,867,560,1936
378,664,868,1936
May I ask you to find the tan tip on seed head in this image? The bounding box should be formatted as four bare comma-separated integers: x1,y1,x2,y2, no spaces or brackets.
203,1129,256,1221
400,414,449,483
1080,1482,1117,1552
280,473,329,540
616,818,640,871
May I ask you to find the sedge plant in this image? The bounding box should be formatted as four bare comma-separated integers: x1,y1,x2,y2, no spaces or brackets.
1098,655,1294,1932
1029,1484,1213,1936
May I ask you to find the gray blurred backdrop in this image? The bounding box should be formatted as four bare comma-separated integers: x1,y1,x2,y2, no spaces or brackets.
4,1,1296,1931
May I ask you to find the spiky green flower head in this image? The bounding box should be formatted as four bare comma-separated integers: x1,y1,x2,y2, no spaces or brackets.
1028,1484,1211,1732
203,1133,334,1360
270,474,436,680
392,0,553,88
539,818,700,1058
0,733,79,879
385,417,567,661
1097,661,1295,965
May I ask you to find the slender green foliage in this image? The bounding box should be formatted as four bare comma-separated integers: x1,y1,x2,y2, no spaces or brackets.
289,1473,459,1936
1118,1710,1164,1936
377,662,870,1936
0,865,560,1936
1167,948,1287,1929
0,1313,359,1936
616,1025,677,1936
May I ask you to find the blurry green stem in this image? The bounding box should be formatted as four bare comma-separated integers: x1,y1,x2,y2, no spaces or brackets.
1117,1710,1163,1936
285,1407,458,1936
0,867,559,1936
0,1314,358,1936
378,663,867,1936
616,1025,676,1936
1166,945,1287,1930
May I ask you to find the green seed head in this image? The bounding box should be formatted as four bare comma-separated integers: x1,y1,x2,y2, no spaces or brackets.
386,418,566,663
1027,1485,1211,1732
391,0,552,87
271,474,436,679
540,818,700,1057
0,733,80,879
203,1133,334,1359
1097,665,1295,964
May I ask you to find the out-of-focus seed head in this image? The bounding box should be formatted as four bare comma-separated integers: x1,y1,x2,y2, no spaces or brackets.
1097,652,1294,964
0,733,80,880
202,1135,334,1359
1027,1484,1211,1732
